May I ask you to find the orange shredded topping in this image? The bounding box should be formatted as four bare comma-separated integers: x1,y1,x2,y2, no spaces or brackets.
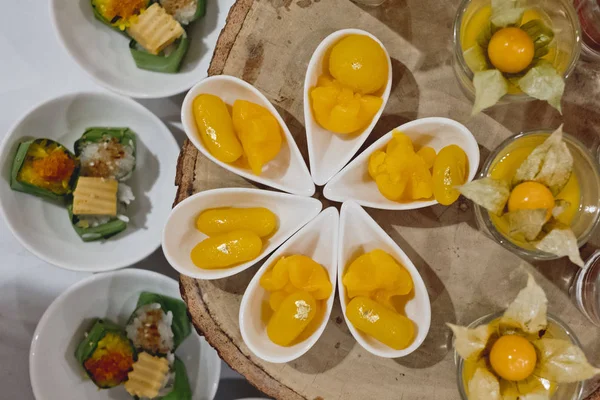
32,150,75,182
103,0,147,20
84,333,135,387
84,351,134,386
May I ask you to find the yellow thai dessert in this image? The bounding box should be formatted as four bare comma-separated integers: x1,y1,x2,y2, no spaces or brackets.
310,35,387,134
342,249,415,350
192,95,283,175
190,207,278,269
260,255,333,346
196,207,278,237
449,274,600,399
368,131,469,205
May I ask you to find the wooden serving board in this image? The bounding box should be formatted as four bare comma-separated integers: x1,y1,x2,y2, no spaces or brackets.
176,0,600,398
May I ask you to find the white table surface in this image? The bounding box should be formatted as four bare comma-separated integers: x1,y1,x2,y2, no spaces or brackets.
0,2,264,399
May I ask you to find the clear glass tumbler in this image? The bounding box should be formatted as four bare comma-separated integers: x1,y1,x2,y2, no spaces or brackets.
455,311,584,400
474,130,600,262
571,250,600,326
453,0,581,103
574,0,600,60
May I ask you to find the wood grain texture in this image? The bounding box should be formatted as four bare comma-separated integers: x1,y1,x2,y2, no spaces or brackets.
176,0,600,398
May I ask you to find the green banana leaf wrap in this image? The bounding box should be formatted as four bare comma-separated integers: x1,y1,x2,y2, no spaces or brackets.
90,0,149,34
128,292,192,351
192,0,207,21
74,319,136,389
129,36,190,73
68,203,128,242
74,127,137,181
10,139,79,201
75,127,137,158
161,357,192,400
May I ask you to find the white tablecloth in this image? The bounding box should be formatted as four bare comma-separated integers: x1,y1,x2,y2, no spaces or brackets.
0,2,263,399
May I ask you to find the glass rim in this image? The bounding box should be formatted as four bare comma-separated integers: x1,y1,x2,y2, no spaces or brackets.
454,311,584,400
452,0,582,101
475,130,600,261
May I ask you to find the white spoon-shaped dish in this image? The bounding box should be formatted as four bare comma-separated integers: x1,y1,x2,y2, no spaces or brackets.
338,201,431,358
324,117,480,210
182,75,315,196
303,29,392,186
162,188,322,280
239,207,339,363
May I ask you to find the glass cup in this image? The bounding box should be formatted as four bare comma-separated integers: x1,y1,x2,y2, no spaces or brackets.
453,0,582,103
574,0,600,61
571,249,600,326
455,311,584,400
474,130,600,262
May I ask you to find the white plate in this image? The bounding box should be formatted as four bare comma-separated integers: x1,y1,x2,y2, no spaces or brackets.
0,92,180,272
181,75,315,196
338,201,431,358
324,117,480,210
29,268,221,400
50,0,235,98
162,187,323,280
303,29,392,186
239,207,339,363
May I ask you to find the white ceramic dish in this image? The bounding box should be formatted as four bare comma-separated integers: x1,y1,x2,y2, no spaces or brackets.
338,201,431,358
162,187,323,280
239,207,339,363
324,117,480,210
181,75,315,196
303,28,392,186
0,92,179,272
29,268,221,400
50,0,235,98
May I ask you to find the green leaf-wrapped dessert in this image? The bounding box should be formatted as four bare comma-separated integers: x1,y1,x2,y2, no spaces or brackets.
74,319,137,389
10,138,79,201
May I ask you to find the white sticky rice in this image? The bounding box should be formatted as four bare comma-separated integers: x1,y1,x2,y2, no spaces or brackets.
160,0,198,24
79,138,135,181
126,303,174,354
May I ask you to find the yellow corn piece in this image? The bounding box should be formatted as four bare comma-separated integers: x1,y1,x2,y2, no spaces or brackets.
72,177,118,216
127,3,184,55
125,352,170,398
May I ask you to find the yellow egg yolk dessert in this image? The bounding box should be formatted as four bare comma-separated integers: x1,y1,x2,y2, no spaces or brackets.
193,94,243,163
490,335,537,381
432,145,468,206
342,250,416,350
346,296,414,350
508,181,555,221
196,207,277,238
310,75,382,134
368,132,468,205
487,27,535,74
192,96,282,174
232,100,283,175
328,35,388,95
190,230,263,269
260,255,332,346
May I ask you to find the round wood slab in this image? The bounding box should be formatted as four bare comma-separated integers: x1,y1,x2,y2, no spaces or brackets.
176,0,600,398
